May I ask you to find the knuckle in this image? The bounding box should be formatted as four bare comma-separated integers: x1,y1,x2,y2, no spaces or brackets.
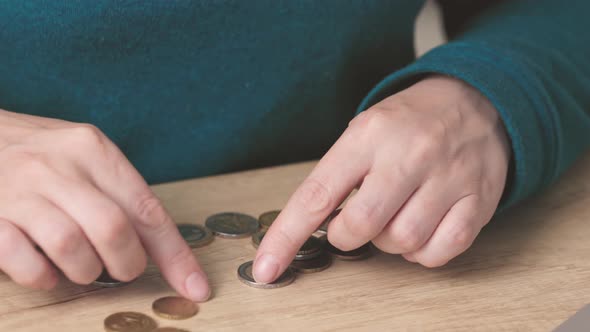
67,124,106,150
407,123,447,166
98,207,130,244
349,108,390,135
447,224,475,249
133,192,170,230
294,178,333,215
342,204,377,239
45,224,83,257
390,223,423,252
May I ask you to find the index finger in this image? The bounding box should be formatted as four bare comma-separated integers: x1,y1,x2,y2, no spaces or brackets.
77,136,211,302
253,134,370,283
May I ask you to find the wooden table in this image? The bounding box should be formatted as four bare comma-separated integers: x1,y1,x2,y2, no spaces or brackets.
1,155,590,332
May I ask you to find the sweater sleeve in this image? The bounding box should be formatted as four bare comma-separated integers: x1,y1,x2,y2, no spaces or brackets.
357,0,590,211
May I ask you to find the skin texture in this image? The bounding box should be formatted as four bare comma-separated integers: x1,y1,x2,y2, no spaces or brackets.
254,75,511,283
0,111,209,302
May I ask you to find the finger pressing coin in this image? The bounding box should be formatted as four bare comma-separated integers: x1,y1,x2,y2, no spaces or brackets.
237,261,295,289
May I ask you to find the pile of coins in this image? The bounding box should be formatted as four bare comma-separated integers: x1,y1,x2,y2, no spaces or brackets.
96,208,373,331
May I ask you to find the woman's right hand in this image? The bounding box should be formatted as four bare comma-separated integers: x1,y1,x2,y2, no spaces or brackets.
0,109,210,302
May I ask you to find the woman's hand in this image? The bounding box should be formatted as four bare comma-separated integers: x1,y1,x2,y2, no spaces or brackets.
254,75,511,283
0,110,209,301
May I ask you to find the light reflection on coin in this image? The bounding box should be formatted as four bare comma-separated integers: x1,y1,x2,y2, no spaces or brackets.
237,261,295,289
294,236,322,260
177,224,213,248
152,296,199,320
205,212,259,238
104,312,157,332
258,210,281,230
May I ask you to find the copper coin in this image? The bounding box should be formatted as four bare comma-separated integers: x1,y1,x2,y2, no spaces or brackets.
153,328,191,332
251,230,266,249
104,312,157,332
258,210,281,230
93,269,130,288
237,261,295,289
152,296,199,320
294,236,322,260
205,212,259,239
316,208,341,235
177,224,213,248
325,242,373,261
290,252,332,273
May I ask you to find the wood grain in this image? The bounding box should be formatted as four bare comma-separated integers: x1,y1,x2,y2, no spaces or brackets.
1,155,589,331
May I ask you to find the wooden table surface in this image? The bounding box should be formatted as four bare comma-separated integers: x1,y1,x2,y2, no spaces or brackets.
1,155,590,332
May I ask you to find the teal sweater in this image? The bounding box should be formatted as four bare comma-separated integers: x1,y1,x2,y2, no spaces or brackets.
1,0,589,210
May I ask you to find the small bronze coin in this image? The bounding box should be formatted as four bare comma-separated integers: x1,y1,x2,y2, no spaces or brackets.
93,270,129,288
153,328,191,332
205,212,259,238
290,252,332,273
104,312,157,332
237,261,295,289
152,296,199,320
251,230,266,249
325,242,373,261
258,210,281,230
294,236,322,261
316,208,341,235
177,224,213,248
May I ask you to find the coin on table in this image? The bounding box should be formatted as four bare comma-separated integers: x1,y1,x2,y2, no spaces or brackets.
177,224,213,248
237,261,295,289
152,296,199,320
205,212,259,238
104,312,157,332
251,230,266,249
93,269,129,288
316,208,341,235
325,241,373,261
153,328,191,332
294,236,322,261
290,252,332,273
258,210,281,230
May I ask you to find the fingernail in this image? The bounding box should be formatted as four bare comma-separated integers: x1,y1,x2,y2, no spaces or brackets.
185,272,210,302
253,254,280,284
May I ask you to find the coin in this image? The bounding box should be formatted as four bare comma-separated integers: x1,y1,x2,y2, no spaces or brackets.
290,252,332,273
258,210,280,230
294,236,322,261
237,261,295,289
325,241,373,261
177,224,213,248
152,296,199,320
93,270,129,288
316,208,341,235
153,328,191,332
251,230,266,249
205,212,259,239
104,312,157,332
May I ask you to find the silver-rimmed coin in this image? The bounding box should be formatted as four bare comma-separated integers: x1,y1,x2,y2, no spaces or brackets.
205,212,259,239
258,210,281,230
177,224,213,248
93,270,130,288
290,252,332,273
251,230,266,249
325,241,373,261
237,261,295,289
